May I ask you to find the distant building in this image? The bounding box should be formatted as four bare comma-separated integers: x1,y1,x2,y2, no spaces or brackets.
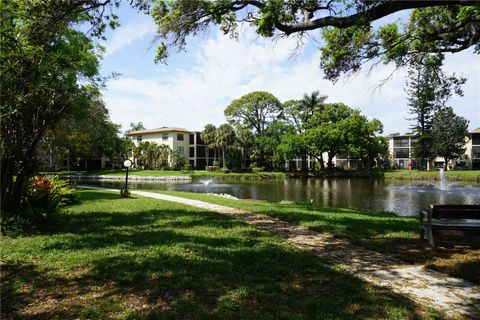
386,129,480,170
126,127,214,169
126,126,479,171
465,129,480,170
386,133,416,169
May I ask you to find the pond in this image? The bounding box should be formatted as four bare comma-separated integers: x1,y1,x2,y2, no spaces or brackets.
75,177,480,216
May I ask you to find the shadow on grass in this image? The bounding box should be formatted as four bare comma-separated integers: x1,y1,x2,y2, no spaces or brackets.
1,247,434,320
1,191,440,319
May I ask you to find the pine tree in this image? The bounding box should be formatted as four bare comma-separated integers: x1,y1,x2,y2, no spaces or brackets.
405,54,465,170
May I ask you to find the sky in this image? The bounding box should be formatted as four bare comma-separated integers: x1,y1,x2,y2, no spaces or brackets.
99,5,480,135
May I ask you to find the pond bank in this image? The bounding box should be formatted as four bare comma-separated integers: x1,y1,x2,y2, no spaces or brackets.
50,168,479,182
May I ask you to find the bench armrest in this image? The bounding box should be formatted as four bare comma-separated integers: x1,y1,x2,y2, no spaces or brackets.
420,210,429,224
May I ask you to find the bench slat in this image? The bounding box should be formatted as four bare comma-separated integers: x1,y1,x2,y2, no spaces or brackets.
431,205,480,219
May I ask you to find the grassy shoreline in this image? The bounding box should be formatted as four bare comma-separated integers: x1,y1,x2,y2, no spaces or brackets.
0,190,445,319
149,190,480,285
46,170,286,180
382,170,480,181
44,169,480,182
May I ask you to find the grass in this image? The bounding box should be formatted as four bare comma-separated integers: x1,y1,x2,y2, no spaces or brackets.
149,190,480,285
47,170,286,180
382,170,480,181
46,169,480,181
1,190,447,319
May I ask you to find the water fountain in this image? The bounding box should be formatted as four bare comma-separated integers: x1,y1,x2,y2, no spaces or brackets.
435,168,453,191
199,179,214,186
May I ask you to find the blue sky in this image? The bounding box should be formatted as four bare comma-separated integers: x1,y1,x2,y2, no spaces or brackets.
99,5,480,134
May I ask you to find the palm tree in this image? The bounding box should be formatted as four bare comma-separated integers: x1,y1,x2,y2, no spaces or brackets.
125,122,145,135
236,126,255,169
299,91,327,127
158,144,172,168
200,124,216,167
299,91,327,172
216,123,236,168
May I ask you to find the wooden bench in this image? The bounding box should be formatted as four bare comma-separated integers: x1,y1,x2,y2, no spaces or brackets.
420,205,480,247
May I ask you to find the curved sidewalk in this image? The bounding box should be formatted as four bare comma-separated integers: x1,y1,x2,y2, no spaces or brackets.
80,186,480,318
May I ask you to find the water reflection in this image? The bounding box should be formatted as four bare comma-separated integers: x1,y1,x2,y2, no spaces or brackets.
77,178,480,216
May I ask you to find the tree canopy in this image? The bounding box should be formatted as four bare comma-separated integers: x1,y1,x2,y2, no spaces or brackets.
225,91,283,135
1,0,103,217
431,107,469,169
151,0,479,80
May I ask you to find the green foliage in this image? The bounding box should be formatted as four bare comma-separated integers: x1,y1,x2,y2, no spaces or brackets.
25,176,78,222
305,103,384,169
134,142,172,170
224,91,282,135
171,151,187,170
181,163,194,173
0,1,102,218
431,107,469,168
406,55,466,168
216,123,236,168
150,1,479,80
42,96,124,170
201,124,217,166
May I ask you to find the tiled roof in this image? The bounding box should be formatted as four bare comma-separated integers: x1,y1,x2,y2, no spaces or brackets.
127,127,190,136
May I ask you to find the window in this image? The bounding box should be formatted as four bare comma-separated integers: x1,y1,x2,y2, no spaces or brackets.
472,133,480,146
394,148,409,159
162,133,168,141
136,136,142,142
393,138,409,148
177,133,184,141
177,146,184,154
189,146,195,157
189,134,195,144
472,146,480,159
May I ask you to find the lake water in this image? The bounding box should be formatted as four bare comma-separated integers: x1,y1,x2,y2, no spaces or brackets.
75,177,480,216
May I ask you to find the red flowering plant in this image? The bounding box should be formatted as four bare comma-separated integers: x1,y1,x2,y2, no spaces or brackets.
26,175,77,222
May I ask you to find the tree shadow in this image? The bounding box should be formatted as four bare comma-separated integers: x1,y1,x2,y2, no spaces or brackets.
1,193,439,319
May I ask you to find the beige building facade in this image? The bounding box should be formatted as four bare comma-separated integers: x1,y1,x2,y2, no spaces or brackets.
386,129,480,170
126,127,214,169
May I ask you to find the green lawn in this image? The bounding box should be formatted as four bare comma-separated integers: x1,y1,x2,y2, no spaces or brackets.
383,170,480,181
150,190,480,285
1,190,444,319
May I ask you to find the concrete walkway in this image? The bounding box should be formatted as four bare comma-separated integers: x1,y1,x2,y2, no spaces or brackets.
81,186,480,318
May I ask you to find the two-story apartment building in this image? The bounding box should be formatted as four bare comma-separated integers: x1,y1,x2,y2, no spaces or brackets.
126,127,215,169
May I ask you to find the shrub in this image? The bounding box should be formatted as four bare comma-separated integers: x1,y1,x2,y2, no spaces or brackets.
219,167,230,174
250,165,262,173
25,175,78,222
181,163,193,173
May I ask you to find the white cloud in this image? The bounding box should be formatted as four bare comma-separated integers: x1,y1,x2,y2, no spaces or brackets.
104,18,155,57
103,26,480,134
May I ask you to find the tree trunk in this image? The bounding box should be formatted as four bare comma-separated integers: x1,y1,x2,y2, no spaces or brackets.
327,153,334,170
222,147,226,168
301,153,308,175
205,147,209,168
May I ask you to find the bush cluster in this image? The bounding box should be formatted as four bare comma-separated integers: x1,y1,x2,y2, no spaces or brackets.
25,176,78,222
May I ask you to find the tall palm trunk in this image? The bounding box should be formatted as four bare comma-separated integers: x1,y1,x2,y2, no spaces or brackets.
222,146,226,168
